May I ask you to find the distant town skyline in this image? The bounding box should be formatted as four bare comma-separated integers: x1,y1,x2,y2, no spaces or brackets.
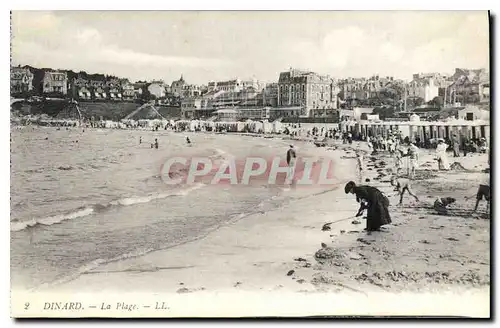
11,11,490,84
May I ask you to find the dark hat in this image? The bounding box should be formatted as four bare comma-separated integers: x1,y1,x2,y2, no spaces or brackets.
344,181,356,194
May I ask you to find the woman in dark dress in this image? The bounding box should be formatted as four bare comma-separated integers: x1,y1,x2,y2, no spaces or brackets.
345,181,391,232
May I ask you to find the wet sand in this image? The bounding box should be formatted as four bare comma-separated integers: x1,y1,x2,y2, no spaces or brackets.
28,139,490,317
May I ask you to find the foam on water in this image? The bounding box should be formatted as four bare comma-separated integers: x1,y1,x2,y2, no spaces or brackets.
11,183,206,232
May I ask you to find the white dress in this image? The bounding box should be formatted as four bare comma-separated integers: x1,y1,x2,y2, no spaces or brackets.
436,143,450,170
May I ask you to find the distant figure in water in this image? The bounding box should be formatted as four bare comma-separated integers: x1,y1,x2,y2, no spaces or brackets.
139,136,142,144
186,137,191,145
345,181,391,233
390,176,419,205
154,138,159,149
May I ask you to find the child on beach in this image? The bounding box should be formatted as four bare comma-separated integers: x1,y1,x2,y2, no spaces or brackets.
394,149,404,176
465,184,490,213
433,197,456,215
406,143,419,179
390,176,420,205
356,152,364,183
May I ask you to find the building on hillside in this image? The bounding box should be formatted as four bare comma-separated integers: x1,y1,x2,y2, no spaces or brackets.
108,87,122,100
93,86,107,100
339,78,368,101
216,79,242,92
90,79,105,89
182,84,202,98
181,97,213,119
208,78,255,93
263,83,279,107
77,86,92,100
277,68,336,117
407,75,439,103
180,90,223,119
171,75,187,96
11,66,34,94
121,83,136,101
42,70,68,95
269,107,303,120
447,68,490,106
241,78,263,91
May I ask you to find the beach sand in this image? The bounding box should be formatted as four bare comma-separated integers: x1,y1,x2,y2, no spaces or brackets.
29,139,490,317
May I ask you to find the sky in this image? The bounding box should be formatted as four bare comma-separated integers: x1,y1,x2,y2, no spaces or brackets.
11,11,490,85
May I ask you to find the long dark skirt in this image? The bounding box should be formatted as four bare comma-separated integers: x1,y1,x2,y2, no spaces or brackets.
366,194,391,231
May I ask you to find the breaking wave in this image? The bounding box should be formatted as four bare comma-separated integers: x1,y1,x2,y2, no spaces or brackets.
10,183,206,232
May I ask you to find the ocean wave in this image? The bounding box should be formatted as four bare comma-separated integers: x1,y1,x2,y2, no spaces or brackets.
11,183,206,232
11,207,95,232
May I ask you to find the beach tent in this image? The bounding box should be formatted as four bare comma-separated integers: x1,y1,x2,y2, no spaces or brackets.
272,120,283,133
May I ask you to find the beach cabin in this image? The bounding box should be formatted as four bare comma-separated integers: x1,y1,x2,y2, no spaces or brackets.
357,113,490,144
458,106,489,121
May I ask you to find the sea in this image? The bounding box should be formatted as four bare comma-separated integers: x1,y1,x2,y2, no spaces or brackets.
10,127,339,290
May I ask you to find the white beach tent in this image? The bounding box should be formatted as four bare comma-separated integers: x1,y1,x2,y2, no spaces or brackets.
272,120,283,134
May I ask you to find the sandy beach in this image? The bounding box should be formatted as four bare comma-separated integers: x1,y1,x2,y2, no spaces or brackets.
22,136,489,317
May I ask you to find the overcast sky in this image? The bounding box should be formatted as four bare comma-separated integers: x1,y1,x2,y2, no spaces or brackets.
11,11,490,84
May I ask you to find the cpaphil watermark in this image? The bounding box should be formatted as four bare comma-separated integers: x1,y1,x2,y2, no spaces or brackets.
159,156,337,187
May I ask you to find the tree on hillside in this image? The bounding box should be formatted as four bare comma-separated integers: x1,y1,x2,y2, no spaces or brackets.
407,97,425,109
372,106,395,120
428,96,444,108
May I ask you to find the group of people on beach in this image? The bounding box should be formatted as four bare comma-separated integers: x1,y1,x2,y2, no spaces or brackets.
343,128,490,234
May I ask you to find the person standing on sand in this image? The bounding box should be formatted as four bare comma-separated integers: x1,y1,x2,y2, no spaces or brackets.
394,149,404,176
436,139,450,170
286,145,297,184
154,138,159,149
356,152,364,183
344,181,391,233
406,143,419,179
390,176,419,205
451,134,460,157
